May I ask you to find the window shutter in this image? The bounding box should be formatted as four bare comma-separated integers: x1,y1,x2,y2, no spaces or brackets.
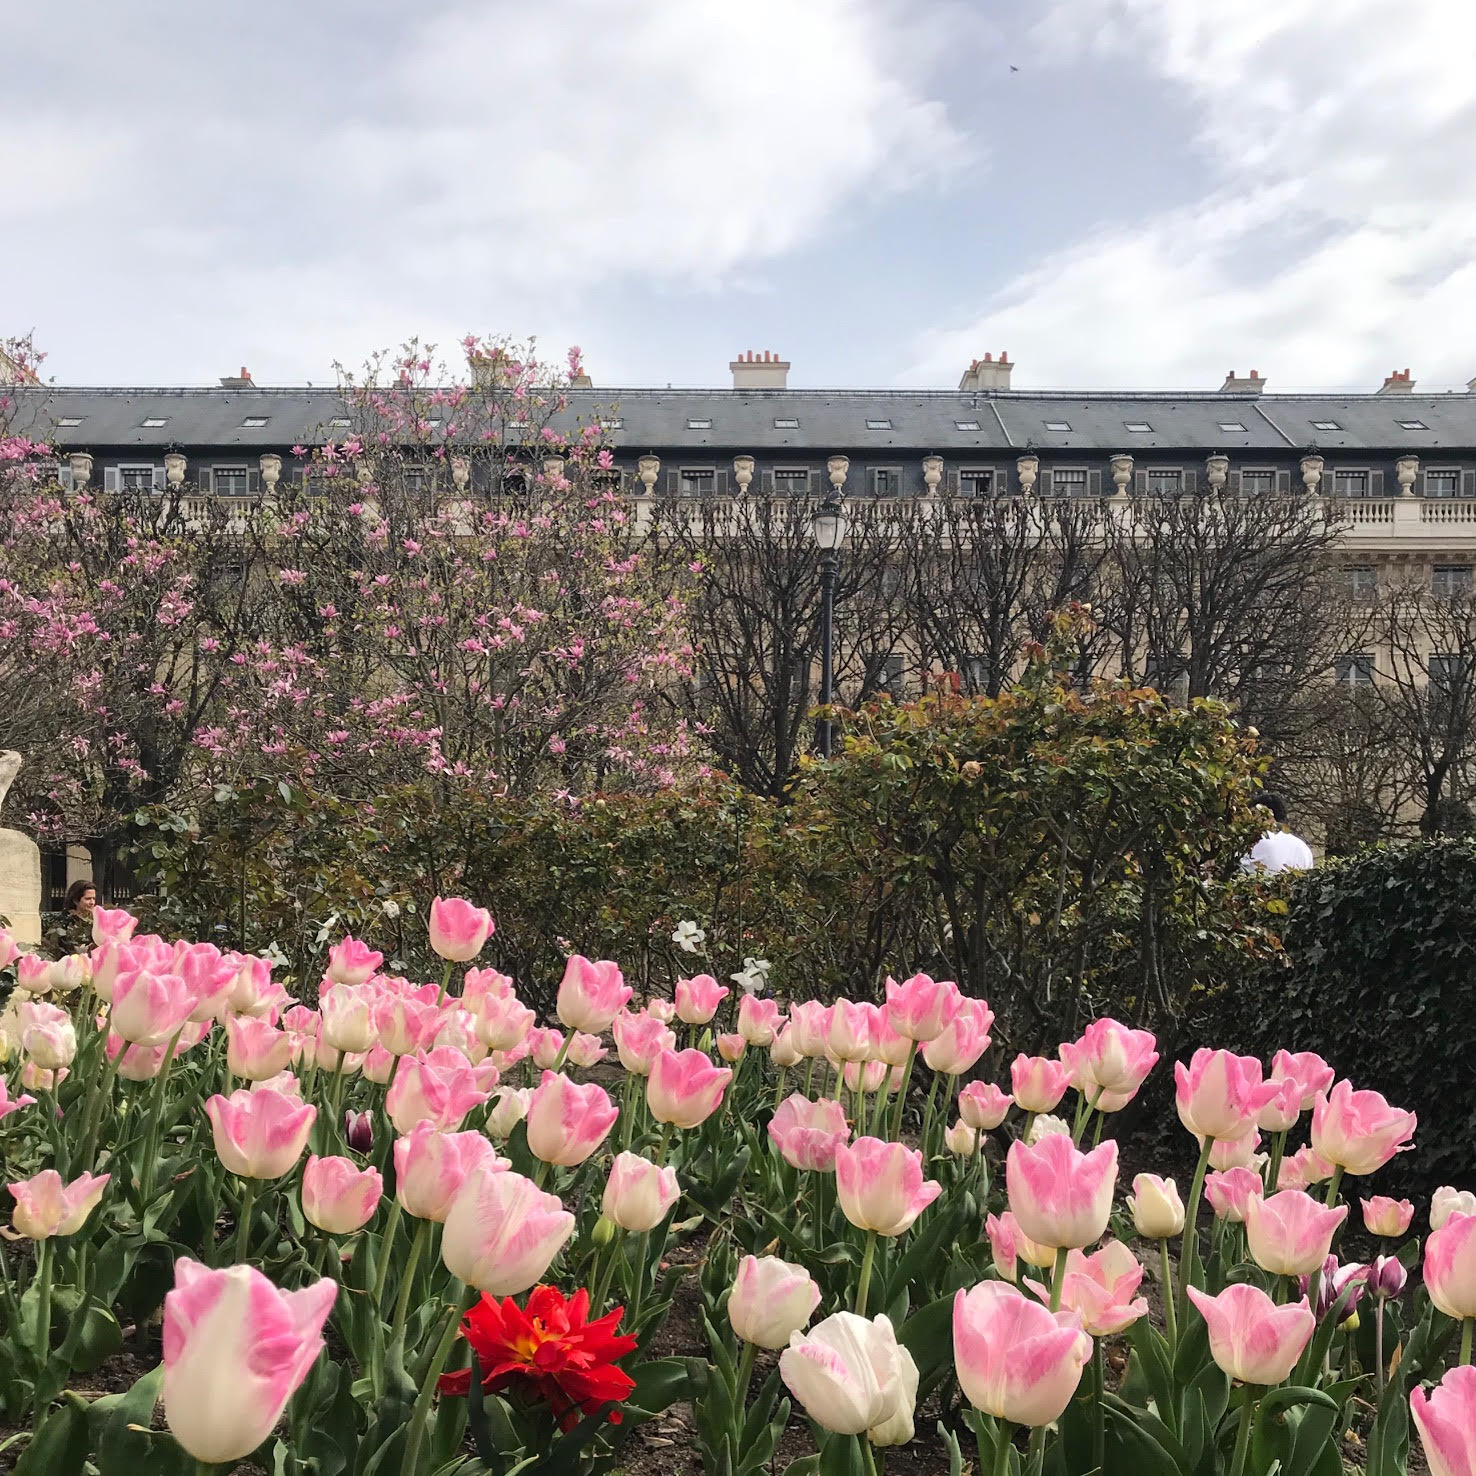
1276,469,1293,495
996,464,1009,494
1181,467,1198,493
665,469,679,497
197,467,212,493
1040,468,1054,495
1229,468,1241,493
1133,469,1148,495
945,468,960,496
153,465,168,491
714,468,730,496
809,469,823,496
246,468,260,495
103,466,120,492
1088,468,1102,497
1370,468,1385,497
760,468,774,494
1463,470,1476,499
1419,468,1428,497
57,465,74,491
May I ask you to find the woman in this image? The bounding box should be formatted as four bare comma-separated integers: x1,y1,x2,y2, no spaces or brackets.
45,879,98,958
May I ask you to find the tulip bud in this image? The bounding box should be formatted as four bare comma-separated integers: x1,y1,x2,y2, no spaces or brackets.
602,1152,680,1233
344,1109,373,1154
729,1254,821,1349
945,1119,980,1156
716,1033,747,1063
1370,1253,1408,1300
1131,1173,1185,1239
592,1214,618,1247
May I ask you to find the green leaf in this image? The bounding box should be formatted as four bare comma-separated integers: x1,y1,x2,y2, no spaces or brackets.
88,1362,165,1473
898,1292,956,1392
13,1402,90,1476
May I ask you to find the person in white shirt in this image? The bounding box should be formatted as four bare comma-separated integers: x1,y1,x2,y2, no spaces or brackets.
1241,792,1315,873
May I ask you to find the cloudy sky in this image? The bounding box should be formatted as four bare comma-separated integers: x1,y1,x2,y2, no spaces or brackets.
8,0,1476,393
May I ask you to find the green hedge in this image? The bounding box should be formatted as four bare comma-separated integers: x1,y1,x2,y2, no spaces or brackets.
1197,840,1476,1196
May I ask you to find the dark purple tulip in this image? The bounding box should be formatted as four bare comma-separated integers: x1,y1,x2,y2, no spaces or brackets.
345,1108,373,1154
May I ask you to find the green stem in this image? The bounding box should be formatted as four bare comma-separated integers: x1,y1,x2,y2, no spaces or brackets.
400,1287,476,1476
78,1028,122,1169
434,958,455,1008
233,1179,258,1263
591,1228,623,1312
620,1070,638,1152
856,1230,879,1317
889,1042,918,1140
1176,1135,1216,1331
1265,1130,1287,1194
1072,1085,1105,1147
371,1201,403,1308
918,1072,941,1157
804,1058,816,1097
630,1229,652,1328
992,1420,1014,1476
734,1339,758,1434
1228,1391,1255,1476
32,1236,52,1361
1461,1318,1474,1367
1324,1165,1345,1210
1048,1245,1070,1314
773,1066,789,1111
312,1229,335,1280
859,1434,881,1476
1091,1337,1106,1474
138,1024,186,1202
1159,1240,1179,1352
1375,1299,1386,1395
391,1218,431,1346
325,1068,346,1149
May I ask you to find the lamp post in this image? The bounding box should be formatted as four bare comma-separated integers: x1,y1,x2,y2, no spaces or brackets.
811,492,847,758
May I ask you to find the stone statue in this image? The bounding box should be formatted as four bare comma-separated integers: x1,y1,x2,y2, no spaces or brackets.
0,751,19,816
0,751,40,942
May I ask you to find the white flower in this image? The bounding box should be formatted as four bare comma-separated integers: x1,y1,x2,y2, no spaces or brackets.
381,899,401,920
730,956,772,995
262,942,290,968
671,920,706,954
1026,1113,1072,1145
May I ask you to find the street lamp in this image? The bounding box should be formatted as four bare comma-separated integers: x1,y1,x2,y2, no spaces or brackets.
811,493,848,758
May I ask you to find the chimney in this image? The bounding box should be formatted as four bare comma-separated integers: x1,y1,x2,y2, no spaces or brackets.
730,349,790,390
1219,368,1266,395
219,365,255,388
1377,367,1415,395
958,351,1014,392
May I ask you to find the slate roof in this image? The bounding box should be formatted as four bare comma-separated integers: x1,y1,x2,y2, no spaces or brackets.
12,385,1476,455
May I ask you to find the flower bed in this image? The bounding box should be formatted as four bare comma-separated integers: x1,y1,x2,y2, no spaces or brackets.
0,900,1468,1476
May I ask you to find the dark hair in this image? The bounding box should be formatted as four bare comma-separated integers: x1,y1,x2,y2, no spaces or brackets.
1258,792,1289,825
63,879,97,913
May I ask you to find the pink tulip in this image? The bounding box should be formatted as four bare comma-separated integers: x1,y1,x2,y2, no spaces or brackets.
1187,1283,1315,1384
486,1085,532,1138
15,953,52,995
174,943,239,1022
1205,1167,1265,1223
946,1120,980,1156
320,983,380,1054
18,999,76,1070
556,955,631,1034
768,1092,851,1172
385,1046,490,1134
1006,1134,1118,1249
0,1078,36,1123
1277,1145,1337,1192
225,1015,294,1081
566,1030,606,1068
206,1087,317,1180
1257,1076,1304,1133
1434,1188,1476,1231
89,940,130,1003
1412,1364,1476,1476
461,966,514,1010
647,1047,732,1128
844,1059,890,1094
111,967,196,1047
1244,1189,1348,1276
324,936,381,987
787,1000,831,1058
958,1081,1012,1131
1028,1240,1148,1335
18,1062,66,1092
737,994,784,1047
526,1071,618,1167
1311,1079,1417,1177
729,1255,821,1349
871,1013,912,1068
954,1281,1092,1426
826,999,879,1063
301,1155,382,1234
362,1045,396,1084
883,972,962,1043
1425,1213,1476,1320
0,927,19,970
374,993,441,1056
770,1026,804,1068
780,1311,916,1438
224,953,280,1016
46,955,90,994
602,1151,680,1232
427,896,494,963
1271,1050,1336,1111
440,1166,576,1294
644,997,678,1025
1060,1017,1159,1097
8,1169,109,1238
1208,1129,1262,1171
612,1009,677,1075
922,998,994,1075
1011,1055,1072,1114
835,1137,942,1236
432,1007,489,1063
108,1034,170,1082
987,1210,1061,1281
162,1259,337,1464
717,1033,747,1063
674,973,728,1025
473,991,535,1053
1362,1195,1415,1237
91,905,137,946
394,1122,504,1222
1174,1047,1279,1142
1131,1174,1186,1238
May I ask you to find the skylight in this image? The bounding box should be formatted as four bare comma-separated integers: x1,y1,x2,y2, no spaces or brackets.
329,417,352,428
1311,420,1341,432
955,420,982,431
241,416,269,428
687,418,712,430
773,417,800,429
1218,422,1248,433
865,418,892,430
1043,420,1072,433
600,417,623,429
56,416,82,427
1124,422,1153,433
1398,419,1430,431
141,417,168,427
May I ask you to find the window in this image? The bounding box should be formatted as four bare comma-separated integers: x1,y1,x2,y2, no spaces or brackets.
1334,470,1369,498
1311,419,1342,432
1427,469,1460,498
600,417,623,430
213,465,249,497
241,416,269,429
1051,468,1087,497
872,467,901,497
687,418,712,430
1218,422,1249,433
56,416,83,427
773,417,800,430
959,469,993,497
955,419,982,432
883,653,905,695
402,466,429,494
140,417,168,428
119,464,157,492
1342,565,1377,598
329,417,352,429
773,467,809,496
1124,421,1153,433
963,654,989,691
1432,565,1473,599
1430,652,1469,692
502,470,528,494
1335,652,1375,687
679,468,714,497
1397,419,1430,431
881,564,903,596
865,418,892,431
1241,469,1274,495
1043,420,1072,433
1146,468,1182,495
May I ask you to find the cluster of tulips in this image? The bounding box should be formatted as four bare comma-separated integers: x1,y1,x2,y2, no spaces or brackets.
1,900,1474,1476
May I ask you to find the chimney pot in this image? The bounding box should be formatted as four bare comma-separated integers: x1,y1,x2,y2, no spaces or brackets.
729,351,790,390
961,354,1015,392
1000,351,1009,363
983,352,992,362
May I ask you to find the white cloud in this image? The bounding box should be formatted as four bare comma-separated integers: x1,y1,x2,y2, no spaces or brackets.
911,0,1476,391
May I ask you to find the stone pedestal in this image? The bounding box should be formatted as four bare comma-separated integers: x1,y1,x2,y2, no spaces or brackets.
0,827,42,944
